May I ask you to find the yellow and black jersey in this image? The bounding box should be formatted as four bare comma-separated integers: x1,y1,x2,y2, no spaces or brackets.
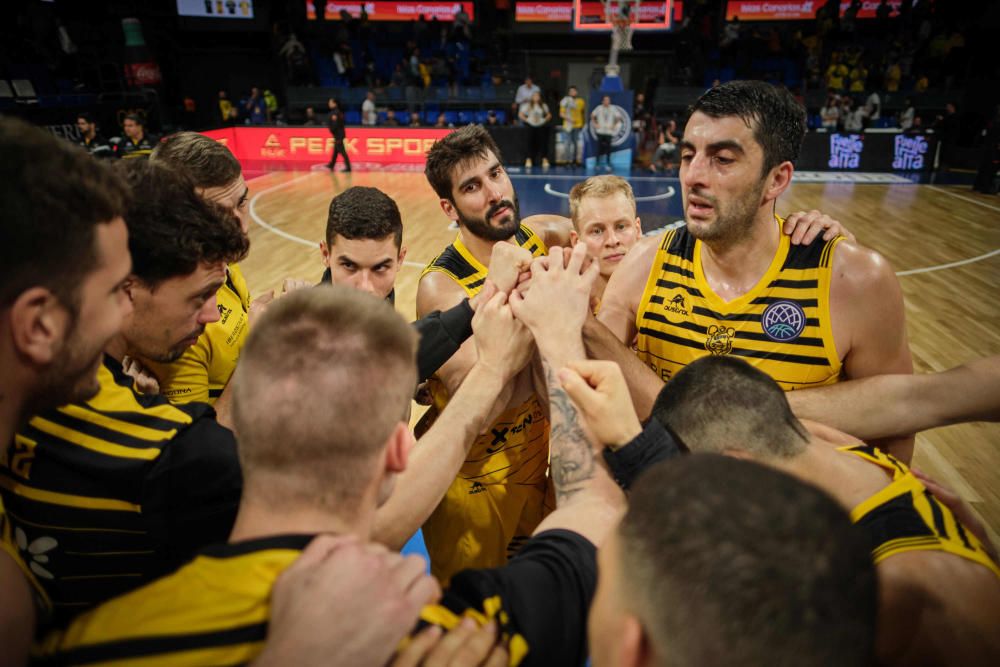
635,218,843,389
419,225,552,583
843,444,1000,576
0,355,241,626
146,263,250,405
422,224,547,298
36,530,595,667
111,134,157,160
0,493,52,619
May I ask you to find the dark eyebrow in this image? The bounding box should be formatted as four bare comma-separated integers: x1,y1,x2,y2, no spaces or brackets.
457,161,501,191
238,186,249,203
679,140,746,155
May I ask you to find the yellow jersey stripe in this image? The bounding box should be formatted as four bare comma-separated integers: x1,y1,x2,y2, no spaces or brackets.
0,477,140,513
28,417,163,461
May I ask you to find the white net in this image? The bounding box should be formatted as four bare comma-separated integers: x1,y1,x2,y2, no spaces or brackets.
607,0,639,53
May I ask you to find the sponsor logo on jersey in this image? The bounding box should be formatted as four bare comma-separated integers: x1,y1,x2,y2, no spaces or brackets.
663,292,689,317
705,325,736,356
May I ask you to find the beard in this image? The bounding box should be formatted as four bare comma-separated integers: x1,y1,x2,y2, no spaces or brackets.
686,177,766,245
456,195,521,242
29,330,107,414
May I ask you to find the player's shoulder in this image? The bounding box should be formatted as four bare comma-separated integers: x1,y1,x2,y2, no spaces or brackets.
831,239,898,295
522,214,573,247
417,269,466,315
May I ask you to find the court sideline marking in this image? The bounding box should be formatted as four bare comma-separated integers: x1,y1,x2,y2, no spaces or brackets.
248,174,999,275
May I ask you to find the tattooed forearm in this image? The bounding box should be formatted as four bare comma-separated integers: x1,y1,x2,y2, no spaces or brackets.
544,361,595,506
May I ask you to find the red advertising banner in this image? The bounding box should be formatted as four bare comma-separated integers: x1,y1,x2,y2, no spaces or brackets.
724,0,901,21
521,1,682,24
573,0,674,30
306,1,474,21
201,127,453,169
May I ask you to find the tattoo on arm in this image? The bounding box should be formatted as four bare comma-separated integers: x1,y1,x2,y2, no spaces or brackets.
544,362,595,505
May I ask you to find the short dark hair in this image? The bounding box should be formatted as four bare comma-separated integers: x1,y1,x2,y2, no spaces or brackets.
77,112,96,125
123,113,144,126
690,80,806,177
326,186,403,249
424,125,503,200
151,132,242,190
619,455,877,667
117,160,248,287
650,356,808,459
0,117,130,312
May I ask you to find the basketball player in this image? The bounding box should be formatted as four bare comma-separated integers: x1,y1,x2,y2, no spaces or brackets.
0,117,131,664
417,125,573,581
111,113,157,160
597,80,915,461
145,132,258,413
0,123,445,666
648,357,1000,665
38,284,625,667
787,354,1000,440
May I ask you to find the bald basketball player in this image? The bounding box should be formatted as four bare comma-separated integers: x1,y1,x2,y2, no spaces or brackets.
644,357,1000,666
596,80,915,461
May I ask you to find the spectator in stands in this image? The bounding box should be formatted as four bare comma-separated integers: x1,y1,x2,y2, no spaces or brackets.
899,97,916,131
434,112,453,129
408,48,422,86
520,90,552,169
826,53,848,93
384,109,400,127
112,114,157,160
485,110,501,126
848,61,868,93
362,91,377,126
843,0,862,36
244,87,268,125
972,105,1000,195
453,5,472,41
650,119,681,173
279,32,309,86
263,89,278,121
933,103,960,168
408,111,422,127
864,90,881,126
914,73,929,93
591,94,621,169
842,97,865,133
513,75,540,125
218,90,236,126
302,107,320,126
75,112,113,159
560,85,586,166
885,60,901,92
820,94,841,131
391,62,407,88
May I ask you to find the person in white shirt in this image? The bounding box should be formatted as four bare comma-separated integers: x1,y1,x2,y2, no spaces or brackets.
513,76,541,125
899,98,915,130
591,95,621,168
865,91,881,122
820,94,841,131
519,91,552,168
361,91,377,126
842,98,865,132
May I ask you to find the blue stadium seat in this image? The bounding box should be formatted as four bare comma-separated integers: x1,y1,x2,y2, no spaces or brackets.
345,110,361,124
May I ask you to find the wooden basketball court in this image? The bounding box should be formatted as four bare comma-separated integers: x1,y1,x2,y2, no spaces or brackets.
240,168,1000,542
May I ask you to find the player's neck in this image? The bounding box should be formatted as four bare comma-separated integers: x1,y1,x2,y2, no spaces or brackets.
0,365,27,449
772,440,877,510
104,334,128,365
229,495,372,544
699,212,779,291
458,228,512,268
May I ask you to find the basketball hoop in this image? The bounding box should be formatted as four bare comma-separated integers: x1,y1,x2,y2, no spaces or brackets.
603,0,640,75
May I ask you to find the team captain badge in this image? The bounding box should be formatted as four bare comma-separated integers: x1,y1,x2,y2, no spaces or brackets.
762,300,806,342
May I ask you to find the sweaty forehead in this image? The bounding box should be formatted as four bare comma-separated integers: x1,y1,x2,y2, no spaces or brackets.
450,151,498,186
331,235,399,262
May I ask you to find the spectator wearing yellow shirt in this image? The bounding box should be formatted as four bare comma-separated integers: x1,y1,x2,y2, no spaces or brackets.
559,85,586,165
849,64,868,93
885,61,901,92
826,54,848,93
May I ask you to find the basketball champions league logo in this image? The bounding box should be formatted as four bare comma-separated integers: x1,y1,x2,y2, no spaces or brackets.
761,301,806,342
588,105,632,147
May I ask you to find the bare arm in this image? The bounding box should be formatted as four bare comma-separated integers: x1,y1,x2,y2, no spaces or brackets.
582,314,663,421
510,245,626,546
830,241,915,461
789,356,1000,439
416,272,481,396
521,214,573,248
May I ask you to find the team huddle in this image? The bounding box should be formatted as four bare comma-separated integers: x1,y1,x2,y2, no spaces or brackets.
2,80,999,667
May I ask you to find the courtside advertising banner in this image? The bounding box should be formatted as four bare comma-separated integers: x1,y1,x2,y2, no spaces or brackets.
201,127,452,168
306,1,474,21
724,0,901,21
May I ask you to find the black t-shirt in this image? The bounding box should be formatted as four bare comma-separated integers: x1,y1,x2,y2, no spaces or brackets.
418,529,597,667
327,110,346,139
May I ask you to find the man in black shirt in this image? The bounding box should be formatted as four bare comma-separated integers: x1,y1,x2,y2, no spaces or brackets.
75,112,113,159
326,98,351,172
111,113,157,160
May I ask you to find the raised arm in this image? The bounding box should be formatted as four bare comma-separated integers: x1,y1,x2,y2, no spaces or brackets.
373,288,535,549
510,244,626,546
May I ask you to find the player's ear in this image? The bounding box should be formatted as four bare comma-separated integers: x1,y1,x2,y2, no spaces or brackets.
764,162,794,203
569,230,579,246
397,245,407,264
383,422,412,474
439,198,459,222
9,287,70,365
319,241,330,267
618,614,652,667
